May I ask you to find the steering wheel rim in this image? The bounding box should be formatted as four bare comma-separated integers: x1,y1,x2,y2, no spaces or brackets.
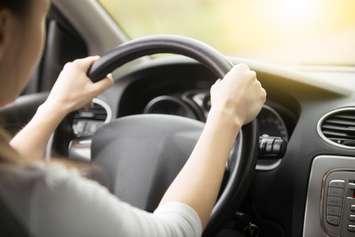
88,35,232,82
89,35,258,236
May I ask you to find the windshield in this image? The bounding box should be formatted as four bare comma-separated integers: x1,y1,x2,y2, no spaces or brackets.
99,0,355,66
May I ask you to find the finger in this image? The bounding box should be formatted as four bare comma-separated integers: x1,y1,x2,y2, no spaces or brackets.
248,70,257,79
73,55,99,64
211,79,221,90
107,73,113,81
73,56,101,70
235,63,250,72
213,79,222,85
260,88,267,102
255,80,262,88
90,75,114,96
224,64,250,81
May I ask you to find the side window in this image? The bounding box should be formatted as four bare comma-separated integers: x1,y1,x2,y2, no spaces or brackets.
22,7,88,95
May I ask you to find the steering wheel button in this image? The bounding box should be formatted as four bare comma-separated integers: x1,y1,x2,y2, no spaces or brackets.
327,197,343,207
329,180,346,188
350,215,355,222
327,215,340,226
328,187,345,197
327,206,342,216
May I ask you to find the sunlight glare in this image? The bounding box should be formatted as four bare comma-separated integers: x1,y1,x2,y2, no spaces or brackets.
276,0,319,26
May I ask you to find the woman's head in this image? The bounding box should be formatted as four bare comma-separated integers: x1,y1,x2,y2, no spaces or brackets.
0,0,50,106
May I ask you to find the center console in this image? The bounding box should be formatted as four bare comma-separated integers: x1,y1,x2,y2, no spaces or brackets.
303,156,355,237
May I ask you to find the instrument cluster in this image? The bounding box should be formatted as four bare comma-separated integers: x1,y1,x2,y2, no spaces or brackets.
144,91,290,160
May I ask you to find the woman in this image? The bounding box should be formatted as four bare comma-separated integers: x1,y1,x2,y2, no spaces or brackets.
0,0,266,236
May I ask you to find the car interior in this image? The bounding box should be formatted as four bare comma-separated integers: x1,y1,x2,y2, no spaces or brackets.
1,1,355,237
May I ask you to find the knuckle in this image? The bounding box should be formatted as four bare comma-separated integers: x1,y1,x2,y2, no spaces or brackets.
230,64,248,74
261,89,267,100
72,60,81,67
249,71,257,78
227,66,239,76
237,63,249,71
246,74,255,82
224,97,237,107
63,62,72,69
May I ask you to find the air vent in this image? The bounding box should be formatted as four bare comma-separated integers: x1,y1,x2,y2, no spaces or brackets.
318,108,355,149
72,98,112,137
73,98,112,123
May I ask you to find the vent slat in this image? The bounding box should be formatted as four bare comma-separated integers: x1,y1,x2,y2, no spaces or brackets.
74,103,107,122
319,109,355,148
329,138,355,146
323,130,355,139
332,114,355,120
322,124,355,133
324,119,355,126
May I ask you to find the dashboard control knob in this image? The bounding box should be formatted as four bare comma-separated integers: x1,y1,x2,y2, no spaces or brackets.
258,135,287,159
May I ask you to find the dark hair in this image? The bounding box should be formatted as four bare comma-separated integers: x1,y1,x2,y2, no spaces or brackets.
0,0,30,15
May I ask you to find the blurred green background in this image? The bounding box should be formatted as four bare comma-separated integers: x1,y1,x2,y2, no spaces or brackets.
99,0,355,65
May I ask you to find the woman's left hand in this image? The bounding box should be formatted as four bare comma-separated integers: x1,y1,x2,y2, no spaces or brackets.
43,56,113,115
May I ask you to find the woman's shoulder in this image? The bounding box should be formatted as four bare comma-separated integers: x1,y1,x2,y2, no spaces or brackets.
31,161,110,198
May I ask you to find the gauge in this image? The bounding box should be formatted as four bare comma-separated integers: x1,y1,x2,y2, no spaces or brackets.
144,95,198,120
257,105,289,141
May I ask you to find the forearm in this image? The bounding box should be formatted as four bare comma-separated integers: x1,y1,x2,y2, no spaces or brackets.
10,103,67,160
160,111,240,227
9,56,113,160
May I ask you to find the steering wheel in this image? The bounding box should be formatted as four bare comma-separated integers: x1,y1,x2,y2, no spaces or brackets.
88,35,258,236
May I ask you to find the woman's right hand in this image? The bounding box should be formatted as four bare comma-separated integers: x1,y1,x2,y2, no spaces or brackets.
43,56,113,116
209,64,266,126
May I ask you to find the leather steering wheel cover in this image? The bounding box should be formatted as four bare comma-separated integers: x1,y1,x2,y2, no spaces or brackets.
88,35,258,236
88,35,232,82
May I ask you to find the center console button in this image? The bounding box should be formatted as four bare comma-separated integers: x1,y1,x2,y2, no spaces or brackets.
327,215,340,226
329,180,346,188
327,197,343,207
327,206,342,216
348,225,355,232
328,187,345,197
348,183,355,190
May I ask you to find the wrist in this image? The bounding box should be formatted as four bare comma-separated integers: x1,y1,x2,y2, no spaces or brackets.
37,101,68,121
207,107,242,132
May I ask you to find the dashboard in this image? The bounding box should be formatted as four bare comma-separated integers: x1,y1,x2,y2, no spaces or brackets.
65,56,355,237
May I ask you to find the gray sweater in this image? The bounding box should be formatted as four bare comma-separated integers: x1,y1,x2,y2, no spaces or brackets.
0,162,202,237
